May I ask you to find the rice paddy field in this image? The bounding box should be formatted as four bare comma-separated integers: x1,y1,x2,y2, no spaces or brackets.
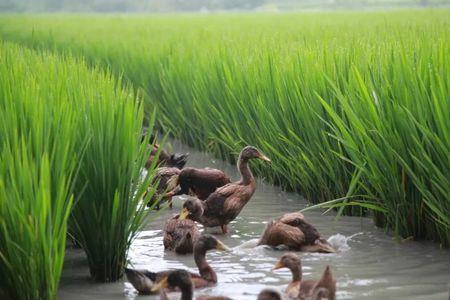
0,7,449,300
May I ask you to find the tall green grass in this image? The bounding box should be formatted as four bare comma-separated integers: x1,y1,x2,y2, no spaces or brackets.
0,40,155,299
0,9,448,245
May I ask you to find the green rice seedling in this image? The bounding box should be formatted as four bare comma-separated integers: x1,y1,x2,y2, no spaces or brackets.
0,9,448,245
68,84,155,281
0,42,79,300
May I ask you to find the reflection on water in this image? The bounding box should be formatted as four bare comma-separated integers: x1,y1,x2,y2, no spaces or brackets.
58,140,450,300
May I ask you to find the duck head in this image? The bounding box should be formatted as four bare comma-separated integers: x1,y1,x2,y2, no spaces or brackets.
257,288,283,300
301,238,336,253
151,269,193,298
179,197,204,221
194,234,230,253
239,146,271,162
272,252,302,281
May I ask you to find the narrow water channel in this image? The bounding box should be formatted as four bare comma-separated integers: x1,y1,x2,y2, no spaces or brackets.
58,140,450,300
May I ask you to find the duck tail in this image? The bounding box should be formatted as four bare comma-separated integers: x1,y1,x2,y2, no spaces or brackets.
168,153,189,169
315,265,336,300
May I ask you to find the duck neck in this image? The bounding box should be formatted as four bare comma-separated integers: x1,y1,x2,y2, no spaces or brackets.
290,263,302,281
194,250,217,283
238,157,254,185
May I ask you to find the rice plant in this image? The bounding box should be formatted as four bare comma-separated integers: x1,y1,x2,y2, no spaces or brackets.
0,41,156,300
0,9,448,245
0,42,79,300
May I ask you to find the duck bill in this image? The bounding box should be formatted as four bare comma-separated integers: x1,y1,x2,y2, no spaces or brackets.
179,208,189,220
151,276,168,292
271,260,284,271
215,240,230,251
258,154,271,162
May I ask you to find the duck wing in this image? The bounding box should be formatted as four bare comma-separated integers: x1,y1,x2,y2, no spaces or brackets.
124,268,167,294
163,216,199,254
279,213,321,245
202,183,241,222
298,279,318,300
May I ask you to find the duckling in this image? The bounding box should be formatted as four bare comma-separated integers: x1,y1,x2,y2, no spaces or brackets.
145,167,180,209
185,146,270,234
164,199,203,254
152,269,232,300
271,253,336,300
258,212,335,253
257,289,284,300
125,234,229,293
167,167,231,200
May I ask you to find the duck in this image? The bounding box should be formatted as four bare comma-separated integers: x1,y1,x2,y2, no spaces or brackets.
271,253,336,300
166,167,231,200
257,289,284,300
257,212,335,253
125,234,229,294
145,166,181,209
143,132,189,170
163,199,203,254
151,269,232,300
183,146,270,234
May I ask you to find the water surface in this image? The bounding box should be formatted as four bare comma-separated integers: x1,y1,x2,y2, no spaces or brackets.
59,140,450,300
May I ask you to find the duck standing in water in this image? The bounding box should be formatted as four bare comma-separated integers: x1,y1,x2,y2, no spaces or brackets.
166,167,231,200
271,253,336,300
125,235,229,293
183,146,270,234
258,212,335,253
151,269,232,300
163,198,203,254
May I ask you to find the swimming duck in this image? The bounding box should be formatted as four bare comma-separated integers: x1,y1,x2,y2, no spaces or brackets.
257,212,335,253
167,167,231,200
145,167,181,209
271,253,336,300
152,269,232,300
163,199,203,254
182,146,270,234
257,289,284,300
125,235,229,294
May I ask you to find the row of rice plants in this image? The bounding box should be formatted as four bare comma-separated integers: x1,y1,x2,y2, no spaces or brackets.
0,10,447,245
0,41,153,299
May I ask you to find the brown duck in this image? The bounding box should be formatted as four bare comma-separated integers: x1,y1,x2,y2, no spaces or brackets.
272,253,336,300
152,269,232,300
125,235,229,294
145,167,181,209
167,167,231,200
163,199,203,254
258,212,335,253
143,133,188,170
181,146,270,234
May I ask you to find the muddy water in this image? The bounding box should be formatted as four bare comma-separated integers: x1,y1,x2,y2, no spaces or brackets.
58,140,450,300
